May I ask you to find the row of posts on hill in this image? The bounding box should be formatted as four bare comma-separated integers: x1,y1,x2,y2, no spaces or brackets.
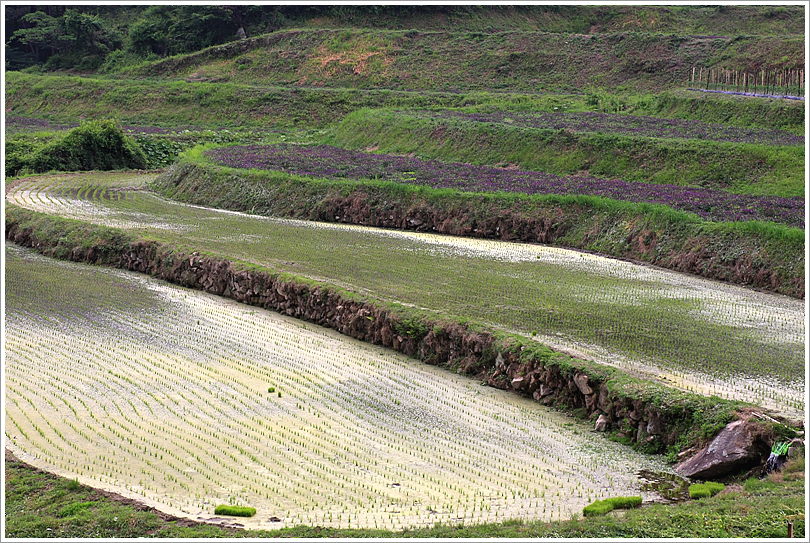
690,67,804,97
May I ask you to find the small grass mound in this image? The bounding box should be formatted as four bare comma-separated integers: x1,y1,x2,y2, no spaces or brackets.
214,505,256,517
583,496,642,517
689,482,726,499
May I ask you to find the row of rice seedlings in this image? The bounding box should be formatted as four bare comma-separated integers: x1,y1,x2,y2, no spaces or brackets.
7,175,805,416
5,244,672,529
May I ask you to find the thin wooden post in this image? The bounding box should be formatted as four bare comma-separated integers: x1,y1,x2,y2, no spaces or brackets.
787,520,793,538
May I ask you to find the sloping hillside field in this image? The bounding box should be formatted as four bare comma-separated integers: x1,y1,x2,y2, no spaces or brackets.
3,5,805,537
6,242,675,529
6,173,804,418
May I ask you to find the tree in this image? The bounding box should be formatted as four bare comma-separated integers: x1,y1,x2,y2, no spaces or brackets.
10,11,60,62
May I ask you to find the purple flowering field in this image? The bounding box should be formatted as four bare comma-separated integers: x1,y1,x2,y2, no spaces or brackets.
407,110,804,146
205,144,804,228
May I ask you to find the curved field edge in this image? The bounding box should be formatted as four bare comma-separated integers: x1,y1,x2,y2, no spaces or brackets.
151,160,805,299
4,449,806,539
5,204,797,461
328,108,805,197
5,73,804,134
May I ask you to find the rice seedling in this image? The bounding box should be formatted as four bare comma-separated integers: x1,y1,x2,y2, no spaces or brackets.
5,242,679,529
214,505,257,517
688,482,726,499
582,496,642,517
6,173,805,417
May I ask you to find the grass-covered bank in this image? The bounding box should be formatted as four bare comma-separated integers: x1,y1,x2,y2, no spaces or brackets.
6,73,804,134
329,108,805,197
8,203,786,461
151,159,805,299
113,28,804,94
6,447,806,538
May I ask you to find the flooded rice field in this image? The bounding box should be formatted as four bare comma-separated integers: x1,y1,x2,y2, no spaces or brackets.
5,243,680,529
6,173,805,418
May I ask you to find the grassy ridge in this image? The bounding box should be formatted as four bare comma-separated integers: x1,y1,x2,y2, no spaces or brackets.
113,29,804,93
329,108,804,196
6,73,803,134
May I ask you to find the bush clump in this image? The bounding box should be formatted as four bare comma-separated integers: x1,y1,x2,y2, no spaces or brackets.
214,505,256,517
689,482,726,499
27,120,147,174
583,496,642,516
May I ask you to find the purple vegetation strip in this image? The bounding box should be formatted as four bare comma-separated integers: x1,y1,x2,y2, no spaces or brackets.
205,144,804,228
407,110,804,146
687,88,805,101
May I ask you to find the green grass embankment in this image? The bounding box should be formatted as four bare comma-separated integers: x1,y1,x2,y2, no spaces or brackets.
7,73,803,134
112,28,803,94
151,158,805,298
329,108,804,196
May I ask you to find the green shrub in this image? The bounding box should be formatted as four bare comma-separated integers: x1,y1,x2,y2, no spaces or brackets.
268,386,275,393
29,120,147,173
214,505,256,517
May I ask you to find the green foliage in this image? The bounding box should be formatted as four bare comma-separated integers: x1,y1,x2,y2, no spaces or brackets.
57,501,93,518
128,5,237,57
213,505,256,517
394,315,428,339
20,120,147,174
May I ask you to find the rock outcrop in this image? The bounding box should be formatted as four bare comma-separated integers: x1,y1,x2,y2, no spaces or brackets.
675,418,772,478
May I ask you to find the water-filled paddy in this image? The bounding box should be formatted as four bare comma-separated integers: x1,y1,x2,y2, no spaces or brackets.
6,173,805,417
6,243,678,529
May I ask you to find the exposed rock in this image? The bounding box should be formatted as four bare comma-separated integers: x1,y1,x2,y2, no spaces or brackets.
646,411,664,435
573,373,593,395
675,419,768,479
594,414,610,432
511,376,526,390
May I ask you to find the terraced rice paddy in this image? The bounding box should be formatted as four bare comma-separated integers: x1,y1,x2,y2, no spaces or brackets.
5,243,677,529
203,144,804,227
407,110,806,146
6,173,805,418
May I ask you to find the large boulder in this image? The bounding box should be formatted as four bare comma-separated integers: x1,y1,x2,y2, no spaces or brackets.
676,419,768,479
